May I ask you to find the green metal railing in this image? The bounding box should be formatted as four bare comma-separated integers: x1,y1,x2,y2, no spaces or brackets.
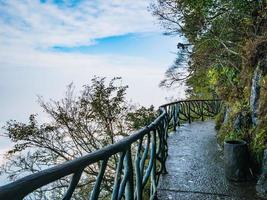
0,99,222,200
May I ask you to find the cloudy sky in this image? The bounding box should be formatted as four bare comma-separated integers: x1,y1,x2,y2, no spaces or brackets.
0,0,184,166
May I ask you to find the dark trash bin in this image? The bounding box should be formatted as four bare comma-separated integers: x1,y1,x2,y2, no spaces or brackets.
224,139,249,181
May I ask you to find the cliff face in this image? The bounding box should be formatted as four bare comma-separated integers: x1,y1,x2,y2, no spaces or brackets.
250,64,262,126
217,55,267,163
251,57,267,159
254,57,267,194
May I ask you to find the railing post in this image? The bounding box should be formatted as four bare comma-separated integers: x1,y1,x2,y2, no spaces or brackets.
188,102,191,124
173,105,177,131
201,101,204,121
112,152,126,200
135,139,143,200
63,168,83,200
125,148,134,200
161,120,168,174
89,159,108,200
177,104,180,127
150,130,157,200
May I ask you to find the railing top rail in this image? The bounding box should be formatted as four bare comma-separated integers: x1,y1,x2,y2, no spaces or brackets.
160,99,222,108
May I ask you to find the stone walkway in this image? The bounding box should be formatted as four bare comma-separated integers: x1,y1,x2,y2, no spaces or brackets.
157,120,264,200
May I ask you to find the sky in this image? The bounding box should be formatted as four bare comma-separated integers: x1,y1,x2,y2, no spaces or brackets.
0,0,185,181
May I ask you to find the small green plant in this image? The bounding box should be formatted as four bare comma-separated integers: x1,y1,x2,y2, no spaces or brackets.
227,131,243,141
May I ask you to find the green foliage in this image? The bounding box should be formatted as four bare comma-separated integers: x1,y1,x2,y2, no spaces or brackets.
5,114,39,142
208,67,238,87
215,107,225,130
186,66,216,99
126,106,157,130
251,128,266,165
227,131,243,141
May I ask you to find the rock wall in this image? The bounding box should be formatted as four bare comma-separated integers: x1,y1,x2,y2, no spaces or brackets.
250,64,262,126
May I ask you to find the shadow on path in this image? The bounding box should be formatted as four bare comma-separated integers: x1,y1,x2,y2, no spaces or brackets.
157,120,263,200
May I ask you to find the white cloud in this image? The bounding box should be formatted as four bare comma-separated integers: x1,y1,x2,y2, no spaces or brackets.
0,0,158,49
0,0,165,75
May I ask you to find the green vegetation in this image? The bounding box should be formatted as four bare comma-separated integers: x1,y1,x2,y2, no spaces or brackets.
151,0,267,170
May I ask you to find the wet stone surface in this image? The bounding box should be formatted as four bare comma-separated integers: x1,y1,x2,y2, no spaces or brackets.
157,120,264,200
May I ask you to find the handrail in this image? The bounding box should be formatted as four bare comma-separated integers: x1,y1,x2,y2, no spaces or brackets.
0,99,222,200
160,99,221,108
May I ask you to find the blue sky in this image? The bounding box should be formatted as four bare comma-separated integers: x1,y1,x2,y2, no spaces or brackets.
52,33,176,60
0,0,184,170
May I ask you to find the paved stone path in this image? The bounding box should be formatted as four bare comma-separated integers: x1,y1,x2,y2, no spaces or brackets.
157,120,264,200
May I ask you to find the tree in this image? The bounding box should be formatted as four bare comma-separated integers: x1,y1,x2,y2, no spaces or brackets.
151,0,267,99
0,77,156,199
159,50,190,88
